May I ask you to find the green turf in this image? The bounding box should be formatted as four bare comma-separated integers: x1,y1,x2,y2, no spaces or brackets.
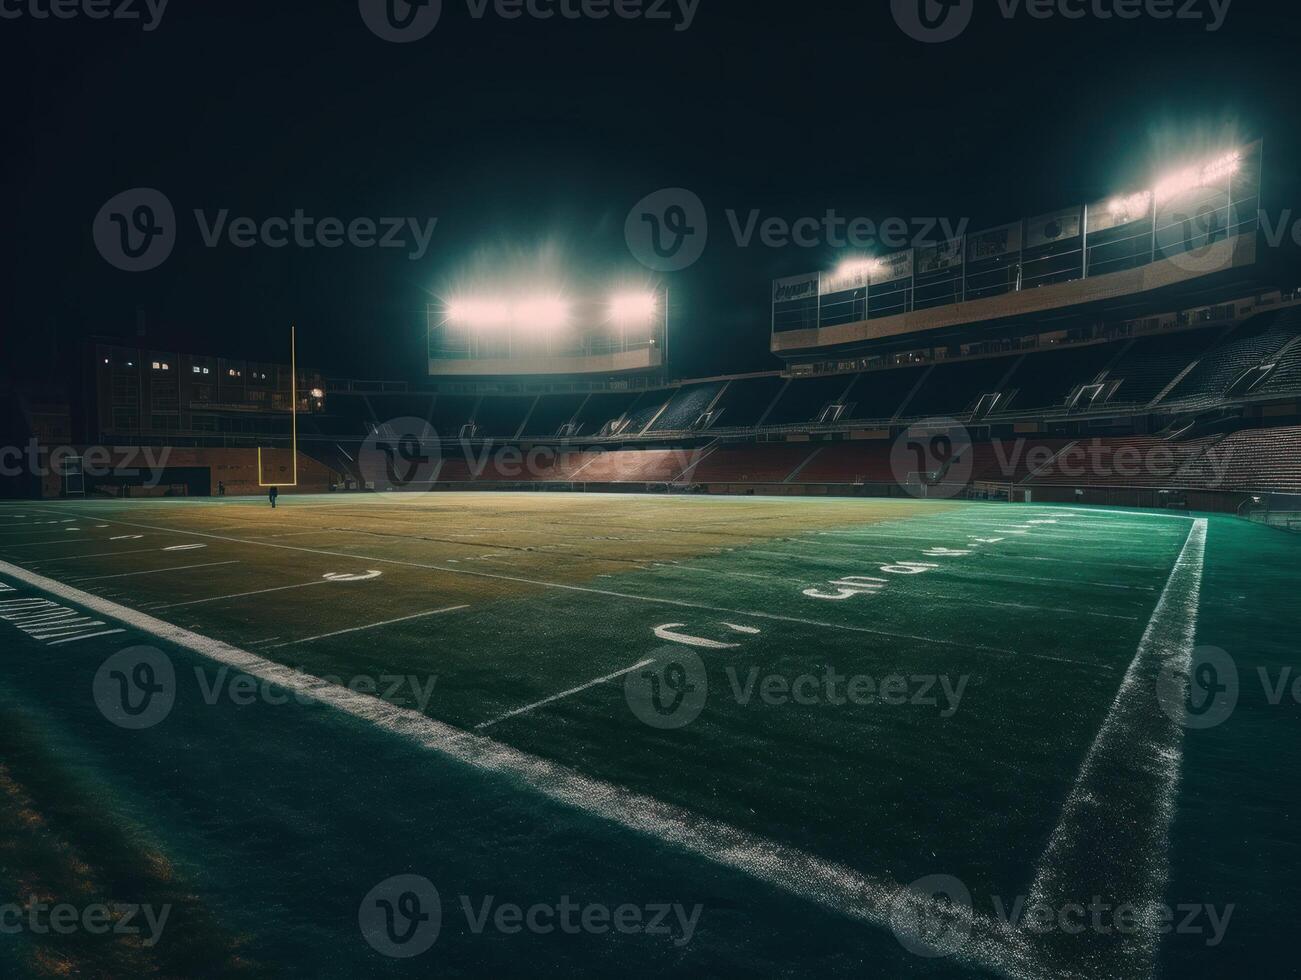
0,493,1295,978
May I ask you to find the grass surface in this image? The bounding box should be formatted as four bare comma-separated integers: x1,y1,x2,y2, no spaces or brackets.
0,493,1295,978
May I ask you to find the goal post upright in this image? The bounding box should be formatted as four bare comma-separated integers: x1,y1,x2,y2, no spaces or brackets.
258,324,300,488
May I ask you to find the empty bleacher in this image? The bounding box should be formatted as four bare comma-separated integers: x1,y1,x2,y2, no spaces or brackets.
618,390,672,436
1101,328,1222,406
709,376,784,429
471,395,535,438
1161,308,1301,405
903,357,1015,418
1174,426,1301,492
997,344,1117,413
571,392,640,436
763,375,855,426
1025,435,1220,487
648,382,724,432
429,394,478,436
689,443,816,483
840,366,929,421
520,393,586,437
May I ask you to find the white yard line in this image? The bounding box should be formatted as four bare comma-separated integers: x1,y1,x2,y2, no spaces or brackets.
476,658,654,730
0,555,1036,980
264,605,469,648
747,550,1155,591
1024,517,1207,980
71,560,242,583
151,578,337,610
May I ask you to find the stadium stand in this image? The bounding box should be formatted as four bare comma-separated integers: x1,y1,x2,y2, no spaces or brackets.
619,390,672,436
520,393,586,437
996,344,1117,414
689,443,816,483
790,441,895,484
1174,426,1301,492
648,382,724,432
1024,435,1223,487
764,375,855,425
1161,307,1301,405
903,357,1016,417
709,375,784,428
1100,328,1226,406
471,395,535,438
841,366,930,421
430,394,478,436
1255,337,1301,395
571,392,639,435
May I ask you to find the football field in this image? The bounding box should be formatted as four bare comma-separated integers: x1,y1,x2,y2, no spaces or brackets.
0,493,1295,978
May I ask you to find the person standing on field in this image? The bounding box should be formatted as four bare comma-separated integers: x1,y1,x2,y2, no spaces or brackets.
269,486,279,508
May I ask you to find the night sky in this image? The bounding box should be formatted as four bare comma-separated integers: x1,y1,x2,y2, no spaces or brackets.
3,0,1300,382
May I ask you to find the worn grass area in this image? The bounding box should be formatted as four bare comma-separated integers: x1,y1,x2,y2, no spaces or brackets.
0,493,1294,978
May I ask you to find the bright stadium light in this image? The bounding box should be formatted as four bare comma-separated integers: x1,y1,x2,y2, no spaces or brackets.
512,296,571,332
608,291,658,325
828,257,879,289
1107,190,1152,223
1154,150,1241,204
446,297,511,329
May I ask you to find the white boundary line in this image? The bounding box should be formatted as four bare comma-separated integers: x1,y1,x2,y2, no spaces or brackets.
1024,517,1207,980
0,555,1034,979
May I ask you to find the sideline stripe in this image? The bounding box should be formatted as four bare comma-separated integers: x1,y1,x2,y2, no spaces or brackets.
0,556,1034,979
1024,517,1207,980
27,509,1014,654
476,658,655,731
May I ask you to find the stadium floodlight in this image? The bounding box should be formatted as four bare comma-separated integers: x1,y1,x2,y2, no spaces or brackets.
1154,150,1241,204
512,296,571,332
608,291,658,325
828,257,879,290
1106,191,1152,223
446,297,512,329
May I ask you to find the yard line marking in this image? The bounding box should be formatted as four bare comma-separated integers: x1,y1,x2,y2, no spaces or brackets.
71,560,242,583
476,658,655,730
0,556,1035,979
792,538,1170,573
48,628,127,645
152,579,334,610
1,538,96,549
748,550,1155,591
654,563,1141,621
1025,517,1207,980
27,510,1016,654
28,546,178,563
265,605,469,648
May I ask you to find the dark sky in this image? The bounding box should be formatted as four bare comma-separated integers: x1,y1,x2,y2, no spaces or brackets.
3,0,1299,382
